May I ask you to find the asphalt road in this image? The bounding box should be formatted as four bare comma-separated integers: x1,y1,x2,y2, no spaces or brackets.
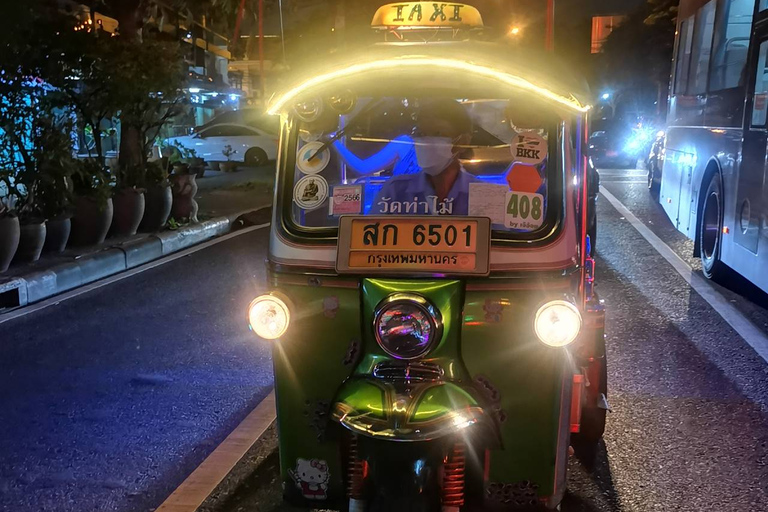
204,167,768,512
2,166,767,512
0,225,274,512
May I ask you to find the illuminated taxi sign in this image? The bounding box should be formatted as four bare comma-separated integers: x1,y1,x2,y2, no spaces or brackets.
371,2,483,29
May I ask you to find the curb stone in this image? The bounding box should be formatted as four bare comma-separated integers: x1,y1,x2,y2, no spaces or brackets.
0,213,251,310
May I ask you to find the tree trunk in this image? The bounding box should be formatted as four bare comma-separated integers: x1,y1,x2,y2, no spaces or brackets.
110,0,145,169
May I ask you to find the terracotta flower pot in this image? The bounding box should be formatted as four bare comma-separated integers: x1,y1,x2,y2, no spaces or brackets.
70,196,113,247
140,183,173,232
112,188,145,237
170,174,198,222
14,220,46,263
43,216,72,254
0,215,20,272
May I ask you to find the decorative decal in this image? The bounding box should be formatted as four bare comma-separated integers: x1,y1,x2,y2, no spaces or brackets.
289,458,329,500
323,296,340,318
299,129,323,142
504,191,544,231
329,185,362,215
483,299,505,323
297,141,330,175
293,175,329,210
468,183,506,224
506,163,543,193
510,131,546,165
343,338,361,366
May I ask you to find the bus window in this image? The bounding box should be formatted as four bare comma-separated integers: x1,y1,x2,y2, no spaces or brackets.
751,41,768,126
688,0,717,95
710,0,754,91
761,0,768,10
675,16,696,94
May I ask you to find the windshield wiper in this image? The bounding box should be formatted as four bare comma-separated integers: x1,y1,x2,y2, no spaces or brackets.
308,98,386,162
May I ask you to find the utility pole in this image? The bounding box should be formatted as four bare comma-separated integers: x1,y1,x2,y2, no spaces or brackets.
545,0,554,52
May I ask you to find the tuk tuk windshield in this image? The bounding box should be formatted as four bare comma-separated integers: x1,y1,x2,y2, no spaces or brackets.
288,97,557,237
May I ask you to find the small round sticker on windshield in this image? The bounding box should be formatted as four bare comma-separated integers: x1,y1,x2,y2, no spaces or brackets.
296,141,330,175
299,129,323,142
511,131,547,165
293,175,329,210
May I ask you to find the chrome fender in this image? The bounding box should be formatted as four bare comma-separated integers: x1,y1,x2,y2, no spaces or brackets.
331,377,493,442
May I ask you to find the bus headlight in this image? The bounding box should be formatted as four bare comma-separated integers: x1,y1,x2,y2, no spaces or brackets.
248,295,290,340
534,300,581,347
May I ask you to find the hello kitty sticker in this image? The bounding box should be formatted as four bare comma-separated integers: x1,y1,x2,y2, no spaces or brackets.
289,458,329,500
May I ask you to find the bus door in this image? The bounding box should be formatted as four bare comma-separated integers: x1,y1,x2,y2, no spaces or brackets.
738,30,768,253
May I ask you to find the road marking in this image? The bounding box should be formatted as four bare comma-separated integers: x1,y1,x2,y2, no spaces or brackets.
600,185,768,363
0,223,270,325
156,391,277,512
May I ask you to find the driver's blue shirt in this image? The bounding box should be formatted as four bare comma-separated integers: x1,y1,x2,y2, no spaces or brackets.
372,168,479,215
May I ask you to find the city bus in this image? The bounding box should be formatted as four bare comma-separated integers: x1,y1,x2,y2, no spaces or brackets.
660,0,768,290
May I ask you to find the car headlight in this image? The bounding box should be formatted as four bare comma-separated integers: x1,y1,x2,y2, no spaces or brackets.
248,294,290,340
374,294,441,359
534,300,582,347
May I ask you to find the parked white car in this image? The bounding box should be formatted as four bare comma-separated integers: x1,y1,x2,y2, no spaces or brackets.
166,123,278,166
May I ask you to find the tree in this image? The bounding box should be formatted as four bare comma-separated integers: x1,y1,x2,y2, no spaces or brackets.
596,0,677,120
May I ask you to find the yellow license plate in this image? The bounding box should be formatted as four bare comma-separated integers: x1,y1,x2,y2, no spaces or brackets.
336,216,491,275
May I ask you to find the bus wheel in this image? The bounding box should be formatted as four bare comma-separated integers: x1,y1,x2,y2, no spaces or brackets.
700,173,727,281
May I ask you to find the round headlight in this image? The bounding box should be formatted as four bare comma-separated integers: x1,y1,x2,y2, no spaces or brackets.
374,294,441,360
248,295,290,340
293,97,323,122
534,300,582,347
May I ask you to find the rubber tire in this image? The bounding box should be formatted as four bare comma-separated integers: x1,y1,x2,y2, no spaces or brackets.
245,147,268,167
700,173,728,281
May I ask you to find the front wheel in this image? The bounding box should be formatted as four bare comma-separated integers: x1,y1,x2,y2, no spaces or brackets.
700,173,728,281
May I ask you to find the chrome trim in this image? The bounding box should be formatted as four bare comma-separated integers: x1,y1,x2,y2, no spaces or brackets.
373,293,443,360
372,361,445,381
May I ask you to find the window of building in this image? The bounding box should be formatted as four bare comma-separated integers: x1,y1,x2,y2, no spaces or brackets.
710,0,755,91
674,16,696,94
590,16,626,53
751,41,768,126
688,0,717,95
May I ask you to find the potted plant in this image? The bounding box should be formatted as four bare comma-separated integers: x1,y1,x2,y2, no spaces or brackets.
0,173,20,272
139,159,173,232
111,164,146,237
9,182,46,264
221,145,238,172
36,119,77,254
69,159,114,246
172,141,205,179
169,162,199,223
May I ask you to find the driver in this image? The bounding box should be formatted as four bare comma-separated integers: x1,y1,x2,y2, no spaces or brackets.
372,99,477,215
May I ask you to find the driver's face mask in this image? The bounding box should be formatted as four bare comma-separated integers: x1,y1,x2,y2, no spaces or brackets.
412,136,460,176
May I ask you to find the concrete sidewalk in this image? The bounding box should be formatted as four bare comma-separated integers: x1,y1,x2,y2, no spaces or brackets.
0,166,274,312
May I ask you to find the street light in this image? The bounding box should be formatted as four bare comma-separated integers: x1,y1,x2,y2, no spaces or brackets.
509,26,521,36
601,92,611,100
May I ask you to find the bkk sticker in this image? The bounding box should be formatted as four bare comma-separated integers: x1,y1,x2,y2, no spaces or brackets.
329,185,362,215
505,191,544,231
294,175,329,210
288,458,329,500
511,131,547,165
297,141,330,175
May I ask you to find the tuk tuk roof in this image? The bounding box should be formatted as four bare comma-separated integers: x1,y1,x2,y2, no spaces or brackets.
268,41,592,116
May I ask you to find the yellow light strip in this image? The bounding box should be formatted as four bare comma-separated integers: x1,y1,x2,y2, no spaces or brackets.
267,57,591,115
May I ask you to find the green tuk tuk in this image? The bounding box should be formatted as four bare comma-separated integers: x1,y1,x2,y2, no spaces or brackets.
247,3,606,510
